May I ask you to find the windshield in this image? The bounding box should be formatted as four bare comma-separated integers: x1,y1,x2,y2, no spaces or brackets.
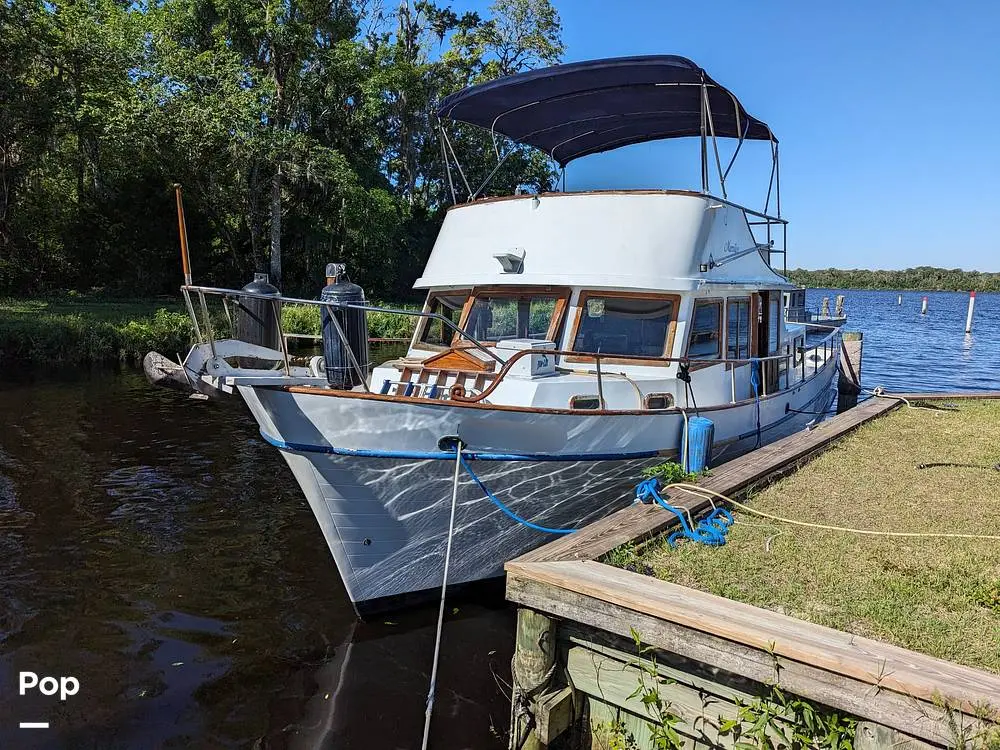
463,293,559,342
573,295,675,357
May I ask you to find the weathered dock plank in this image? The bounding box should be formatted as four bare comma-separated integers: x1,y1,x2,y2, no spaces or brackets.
508,568,998,745
507,559,1000,718
512,395,900,565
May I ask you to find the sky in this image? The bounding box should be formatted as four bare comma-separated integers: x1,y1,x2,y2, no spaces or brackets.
446,0,1000,271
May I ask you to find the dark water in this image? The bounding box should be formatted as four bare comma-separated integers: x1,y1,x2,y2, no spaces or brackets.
0,369,512,749
1,290,998,748
809,289,1000,392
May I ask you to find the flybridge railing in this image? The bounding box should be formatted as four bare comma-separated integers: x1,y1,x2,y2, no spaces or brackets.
181,284,839,409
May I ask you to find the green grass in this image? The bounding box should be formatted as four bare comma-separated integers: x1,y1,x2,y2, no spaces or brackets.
0,297,194,365
0,296,418,365
625,400,1000,674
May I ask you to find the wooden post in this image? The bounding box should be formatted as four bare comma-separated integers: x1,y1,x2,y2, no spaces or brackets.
837,331,863,414
512,608,557,750
835,294,845,318
821,297,830,318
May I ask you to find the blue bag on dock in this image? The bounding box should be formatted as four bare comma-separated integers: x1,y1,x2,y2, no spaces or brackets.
681,416,715,473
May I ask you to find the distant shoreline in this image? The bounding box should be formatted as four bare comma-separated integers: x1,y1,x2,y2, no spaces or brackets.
787,267,1000,293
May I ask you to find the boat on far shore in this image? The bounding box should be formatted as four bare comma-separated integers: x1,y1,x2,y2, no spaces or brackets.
156,55,843,615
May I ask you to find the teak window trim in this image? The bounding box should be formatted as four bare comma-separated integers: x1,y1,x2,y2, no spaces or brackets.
686,298,724,369
566,291,681,367
455,286,570,348
412,288,473,353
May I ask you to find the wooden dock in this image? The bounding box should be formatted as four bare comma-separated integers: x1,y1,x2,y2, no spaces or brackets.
504,392,1000,749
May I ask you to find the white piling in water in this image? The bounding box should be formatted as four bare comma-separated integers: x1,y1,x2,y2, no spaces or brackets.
966,290,976,333
897,294,902,306
921,296,928,315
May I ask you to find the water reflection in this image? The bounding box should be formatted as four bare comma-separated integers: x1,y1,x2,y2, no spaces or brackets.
0,370,511,748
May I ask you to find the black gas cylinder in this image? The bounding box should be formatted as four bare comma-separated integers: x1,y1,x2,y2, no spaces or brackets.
235,273,282,365
320,263,369,388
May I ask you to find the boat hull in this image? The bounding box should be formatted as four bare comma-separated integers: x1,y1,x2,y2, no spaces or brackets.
235,356,837,612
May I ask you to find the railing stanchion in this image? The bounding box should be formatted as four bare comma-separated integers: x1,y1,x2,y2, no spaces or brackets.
595,355,606,409
730,366,736,404
326,304,371,393
271,299,292,376
197,290,217,359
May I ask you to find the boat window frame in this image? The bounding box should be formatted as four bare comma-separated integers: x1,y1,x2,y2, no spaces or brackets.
455,285,571,348
686,297,724,366
725,296,751,369
412,288,474,352
565,291,682,366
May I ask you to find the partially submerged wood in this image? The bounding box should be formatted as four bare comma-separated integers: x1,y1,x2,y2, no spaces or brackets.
512,608,558,749
837,331,862,413
143,350,190,392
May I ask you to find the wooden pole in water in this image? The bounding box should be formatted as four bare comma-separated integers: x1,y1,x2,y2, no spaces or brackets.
837,331,863,414
897,294,902,305
966,290,976,333
512,608,556,750
921,296,928,315
174,184,193,286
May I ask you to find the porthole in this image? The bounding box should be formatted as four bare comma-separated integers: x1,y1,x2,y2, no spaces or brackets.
569,395,601,410
645,393,675,410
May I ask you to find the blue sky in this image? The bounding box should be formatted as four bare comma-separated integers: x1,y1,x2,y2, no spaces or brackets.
448,0,1000,271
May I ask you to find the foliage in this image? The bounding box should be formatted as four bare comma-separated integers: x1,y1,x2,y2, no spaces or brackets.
718,683,856,750
787,267,1000,292
640,461,699,484
0,298,193,364
1,0,564,300
613,631,856,750
281,302,416,339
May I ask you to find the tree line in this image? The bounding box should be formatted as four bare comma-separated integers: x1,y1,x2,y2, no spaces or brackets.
1,0,561,301
787,267,1000,293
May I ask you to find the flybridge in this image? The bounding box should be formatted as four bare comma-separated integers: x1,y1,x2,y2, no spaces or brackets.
433,55,787,272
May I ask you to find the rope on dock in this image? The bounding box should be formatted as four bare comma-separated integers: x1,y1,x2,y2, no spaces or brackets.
664,483,1000,541
420,442,464,750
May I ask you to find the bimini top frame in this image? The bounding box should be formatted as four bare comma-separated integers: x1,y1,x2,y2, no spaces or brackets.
435,54,786,269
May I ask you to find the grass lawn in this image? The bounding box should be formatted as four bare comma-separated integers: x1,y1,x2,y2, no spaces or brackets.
628,399,1000,674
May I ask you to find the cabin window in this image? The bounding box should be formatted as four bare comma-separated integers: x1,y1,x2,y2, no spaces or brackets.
417,292,469,348
726,298,751,361
688,300,722,359
463,293,559,342
572,295,675,358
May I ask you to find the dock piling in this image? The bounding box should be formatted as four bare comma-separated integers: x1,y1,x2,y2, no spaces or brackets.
965,291,976,333
921,296,928,315
837,331,863,414
512,608,558,750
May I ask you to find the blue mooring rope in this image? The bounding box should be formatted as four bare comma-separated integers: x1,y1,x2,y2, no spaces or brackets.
458,455,577,535
635,478,734,547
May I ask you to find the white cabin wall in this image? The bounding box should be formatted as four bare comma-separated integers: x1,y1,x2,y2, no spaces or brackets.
415,193,788,292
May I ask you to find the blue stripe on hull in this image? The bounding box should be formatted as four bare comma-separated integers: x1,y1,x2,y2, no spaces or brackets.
259,431,662,462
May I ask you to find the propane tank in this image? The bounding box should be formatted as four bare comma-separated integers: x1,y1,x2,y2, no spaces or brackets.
320,263,369,388
235,273,282,366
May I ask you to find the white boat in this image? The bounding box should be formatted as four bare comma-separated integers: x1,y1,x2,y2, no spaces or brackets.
171,56,841,614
